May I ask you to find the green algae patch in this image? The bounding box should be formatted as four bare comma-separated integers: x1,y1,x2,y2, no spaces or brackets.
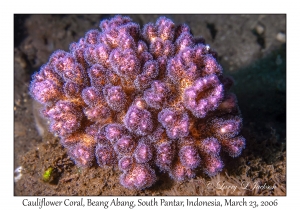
43,167,54,182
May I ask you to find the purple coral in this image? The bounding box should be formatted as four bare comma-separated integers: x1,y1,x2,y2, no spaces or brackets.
124,104,153,136
104,123,125,143
158,108,190,139
114,135,136,155
95,144,117,167
183,74,224,118
120,163,156,190
170,162,196,182
134,140,153,163
118,156,133,171
30,15,245,190
103,85,127,111
203,155,224,176
68,142,95,167
144,80,169,109
179,145,201,169
44,100,82,136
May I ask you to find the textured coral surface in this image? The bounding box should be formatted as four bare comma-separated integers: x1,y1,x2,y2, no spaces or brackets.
29,15,246,190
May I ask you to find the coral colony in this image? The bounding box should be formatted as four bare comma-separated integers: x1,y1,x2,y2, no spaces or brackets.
30,15,245,190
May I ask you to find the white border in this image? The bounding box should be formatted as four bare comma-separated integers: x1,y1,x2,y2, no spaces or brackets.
2,0,296,209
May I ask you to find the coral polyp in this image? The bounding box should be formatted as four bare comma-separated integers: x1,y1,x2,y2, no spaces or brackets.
30,15,245,190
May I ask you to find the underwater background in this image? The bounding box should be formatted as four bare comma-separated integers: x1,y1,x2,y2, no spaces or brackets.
14,14,286,195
